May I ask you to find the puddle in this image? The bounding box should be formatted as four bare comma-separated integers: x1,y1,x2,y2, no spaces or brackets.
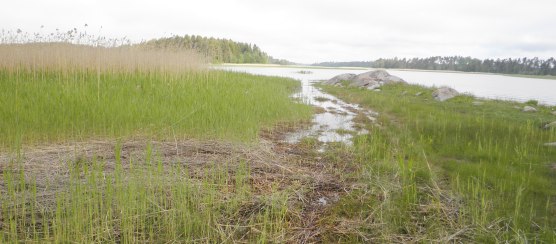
285,80,375,146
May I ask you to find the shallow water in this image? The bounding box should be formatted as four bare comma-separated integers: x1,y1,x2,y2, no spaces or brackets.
218,65,556,145
387,70,556,105
218,66,378,146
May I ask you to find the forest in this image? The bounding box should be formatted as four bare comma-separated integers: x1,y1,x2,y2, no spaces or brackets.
142,35,273,64
314,56,556,76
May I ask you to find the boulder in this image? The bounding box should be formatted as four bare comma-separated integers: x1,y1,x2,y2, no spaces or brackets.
366,83,381,90
544,121,556,129
356,70,390,80
326,70,406,89
323,73,356,85
523,106,537,112
349,79,375,88
432,87,459,101
353,70,406,85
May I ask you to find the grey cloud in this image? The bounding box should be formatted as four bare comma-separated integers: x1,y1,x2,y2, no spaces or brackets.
1,0,555,63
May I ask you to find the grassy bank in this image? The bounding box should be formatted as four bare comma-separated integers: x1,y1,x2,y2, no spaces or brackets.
319,83,556,242
0,44,311,147
0,43,314,242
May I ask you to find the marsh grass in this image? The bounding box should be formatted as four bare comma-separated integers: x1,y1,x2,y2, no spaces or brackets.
0,32,316,242
0,43,311,147
0,147,290,243
320,83,556,242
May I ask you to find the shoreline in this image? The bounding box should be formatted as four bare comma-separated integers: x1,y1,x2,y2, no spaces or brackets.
214,63,556,80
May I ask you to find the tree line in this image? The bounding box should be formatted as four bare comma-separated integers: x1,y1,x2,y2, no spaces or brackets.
142,35,273,64
314,56,556,76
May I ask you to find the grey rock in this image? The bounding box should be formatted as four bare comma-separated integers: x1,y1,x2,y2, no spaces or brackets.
523,106,537,112
317,197,328,206
354,70,406,85
432,87,459,101
323,73,356,85
349,78,375,88
552,111,556,116
401,91,408,95
386,75,406,83
355,70,390,80
544,121,556,129
472,101,484,106
325,70,406,89
366,83,381,90
545,142,556,147
374,89,381,92
415,92,423,96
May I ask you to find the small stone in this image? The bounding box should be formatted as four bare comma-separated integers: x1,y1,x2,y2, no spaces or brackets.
401,91,408,95
544,121,556,129
552,111,556,116
545,142,556,147
432,87,459,101
523,106,537,112
317,197,328,206
415,92,423,96
374,89,381,92
472,101,483,106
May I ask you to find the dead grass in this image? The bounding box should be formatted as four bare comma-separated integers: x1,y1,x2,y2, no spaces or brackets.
314,106,327,114
0,42,205,73
0,132,356,243
314,96,331,102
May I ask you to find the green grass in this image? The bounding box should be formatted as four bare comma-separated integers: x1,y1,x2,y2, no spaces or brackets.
0,43,315,242
0,69,312,146
1,146,290,243
319,83,556,242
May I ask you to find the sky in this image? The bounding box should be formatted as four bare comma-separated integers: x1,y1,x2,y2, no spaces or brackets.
1,0,555,63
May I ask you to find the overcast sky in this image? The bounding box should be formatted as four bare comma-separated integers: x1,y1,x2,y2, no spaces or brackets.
2,0,555,63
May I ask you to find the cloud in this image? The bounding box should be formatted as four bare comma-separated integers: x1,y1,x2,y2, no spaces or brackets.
1,0,555,63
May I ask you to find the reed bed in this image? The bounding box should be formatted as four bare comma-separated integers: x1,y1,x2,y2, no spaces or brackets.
0,34,313,242
0,42,311,147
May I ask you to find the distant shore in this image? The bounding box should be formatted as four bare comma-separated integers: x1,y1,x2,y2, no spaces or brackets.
215,63,556,80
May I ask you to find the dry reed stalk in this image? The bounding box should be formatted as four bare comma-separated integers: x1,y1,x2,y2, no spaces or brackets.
0,42,206,73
